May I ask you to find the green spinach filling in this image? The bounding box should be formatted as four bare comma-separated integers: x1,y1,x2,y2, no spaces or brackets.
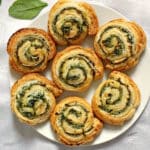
58,103,93,137
99,79,132,115
16,35,49,68
98,25,135,64
52,7,88,42
59,54,95,87
102,34,125,56
16,81,50,119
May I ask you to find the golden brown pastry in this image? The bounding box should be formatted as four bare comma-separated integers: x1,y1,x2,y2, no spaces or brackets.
51,45,104,92
92,71,140,125
11,73,63,125
94,19,146,71
7,28,56,74
48,0,99,45
50,96,103,145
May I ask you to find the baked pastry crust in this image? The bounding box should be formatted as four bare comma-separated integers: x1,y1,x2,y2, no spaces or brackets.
94,19,147,71
50,96,103,145
92,71,140,125
48,0,99,45
11,73,63,125
51,45,104,92
7,28,56,74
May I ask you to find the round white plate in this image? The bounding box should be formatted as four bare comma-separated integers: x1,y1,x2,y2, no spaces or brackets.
9,0,150,146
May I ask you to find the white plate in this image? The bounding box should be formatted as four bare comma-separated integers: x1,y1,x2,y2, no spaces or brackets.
9,0,150,146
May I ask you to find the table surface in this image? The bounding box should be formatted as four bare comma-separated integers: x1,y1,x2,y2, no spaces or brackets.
0,0,150,150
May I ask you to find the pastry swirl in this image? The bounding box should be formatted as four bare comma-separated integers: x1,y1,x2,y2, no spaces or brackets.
11,73,63,125
51,45,104,92
94,19,146,71
7,28,56,74
48,0,99,45
92,71,140,125
51,96,103,145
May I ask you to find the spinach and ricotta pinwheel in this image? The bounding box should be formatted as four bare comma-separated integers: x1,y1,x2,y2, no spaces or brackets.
48,0,99,45
94,19,146,71
11,73,63,125
7,28,56,74
92,71,140,125
51,45,104,92
51,96,103,145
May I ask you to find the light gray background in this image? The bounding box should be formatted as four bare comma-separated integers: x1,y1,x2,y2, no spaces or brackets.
0,0,150,149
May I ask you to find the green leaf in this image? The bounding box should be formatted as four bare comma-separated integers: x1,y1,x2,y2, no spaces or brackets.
9,0,48,19
0,0,1,5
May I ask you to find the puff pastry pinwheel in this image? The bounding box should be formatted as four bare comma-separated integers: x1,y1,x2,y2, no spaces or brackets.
7,28,56,74
92,71,140,125
51,45,104,92
48,0,99,45
94,19,146,71
11,73,62,125
50,96,103,145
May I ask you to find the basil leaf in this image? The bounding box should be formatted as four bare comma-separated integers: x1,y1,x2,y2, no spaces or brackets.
0,0,1,5
9,0,48,19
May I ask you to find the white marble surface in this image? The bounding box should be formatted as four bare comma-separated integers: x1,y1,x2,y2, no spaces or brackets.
0,0,150,149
